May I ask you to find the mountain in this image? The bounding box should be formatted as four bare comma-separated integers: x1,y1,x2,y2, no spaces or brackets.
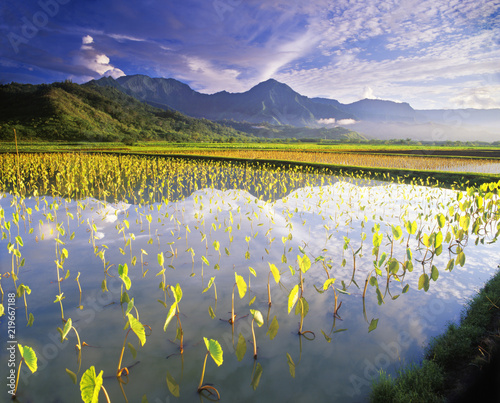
0,81,250,142
90,75,355,126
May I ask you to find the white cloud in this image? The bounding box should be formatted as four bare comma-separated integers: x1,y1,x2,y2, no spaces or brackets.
317,118,336,125
75,35,125,80
82,35,94,45
362,86,377,99
449,87,500,109
337,119,357,125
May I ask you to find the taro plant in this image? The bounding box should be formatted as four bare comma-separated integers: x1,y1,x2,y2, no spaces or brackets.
58,317,87,375
117,313,146,378
16,283,33,324
198,337,223,399
267,263,280,306
229,272,247,324
250,309,264,359
163,283,184,353
11,344,38,399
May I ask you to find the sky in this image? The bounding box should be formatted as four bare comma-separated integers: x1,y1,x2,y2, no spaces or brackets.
1,0,499,110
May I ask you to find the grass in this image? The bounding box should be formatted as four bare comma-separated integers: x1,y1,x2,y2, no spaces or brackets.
370,266,500,402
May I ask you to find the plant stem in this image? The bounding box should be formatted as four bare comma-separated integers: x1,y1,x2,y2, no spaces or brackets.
252,318,257,359
14,359,23,396
117,329,132,377
198,352,209,390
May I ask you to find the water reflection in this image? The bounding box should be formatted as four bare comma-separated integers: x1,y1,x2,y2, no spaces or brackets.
0,178,499,402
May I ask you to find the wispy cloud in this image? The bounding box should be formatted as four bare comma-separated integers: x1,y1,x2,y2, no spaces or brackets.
0,0,498,108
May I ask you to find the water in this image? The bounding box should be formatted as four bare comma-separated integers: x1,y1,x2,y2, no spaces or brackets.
1,177,499,402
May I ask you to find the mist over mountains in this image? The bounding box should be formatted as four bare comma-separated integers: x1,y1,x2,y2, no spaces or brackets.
89,75,500,142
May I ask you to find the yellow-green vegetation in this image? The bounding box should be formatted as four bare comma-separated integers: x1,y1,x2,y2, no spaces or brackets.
1,152,499,402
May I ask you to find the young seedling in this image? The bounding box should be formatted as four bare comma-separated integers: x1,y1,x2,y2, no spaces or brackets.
265,263,280,306
229,272,247,324
202,276,217,303
198,337,223,399
58,317,88,374
163,283,184,353
117,313,146,378
250,309,264,359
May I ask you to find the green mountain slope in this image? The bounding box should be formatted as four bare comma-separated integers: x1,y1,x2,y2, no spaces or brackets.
0,81,250,142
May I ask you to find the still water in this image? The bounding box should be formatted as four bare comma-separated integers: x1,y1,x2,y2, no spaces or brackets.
1,176,499,402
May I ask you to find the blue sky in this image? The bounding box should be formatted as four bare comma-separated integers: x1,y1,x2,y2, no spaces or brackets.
1,0,499,109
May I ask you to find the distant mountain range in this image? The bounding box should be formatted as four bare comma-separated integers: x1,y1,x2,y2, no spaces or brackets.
0,80,363,142
89,75,500,142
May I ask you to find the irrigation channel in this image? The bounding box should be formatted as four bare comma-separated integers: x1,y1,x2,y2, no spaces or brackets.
1,153,500,402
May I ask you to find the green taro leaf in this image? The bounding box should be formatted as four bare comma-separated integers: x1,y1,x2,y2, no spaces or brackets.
203,338,223,366
446,259,455,272
437,213,446,228
235,333,246,361
235,273,247,299
431,265,439,281
435,231,443,248
250,309,264,327
267,316,279,340
269,263,280,283
125,299,135,316
163,301,178,332
66,368,77,384
368,318,379,333
297,254,311,273
456,251,466,267
202,277,215,293
418,273,430,292
27,313,34,327
251,362,263,391
288,284,300,314
376,288,384,305
127,313,146,346
18,344,37,373
323,278,336,290
391,225,403,240
166,371,180,398
80,366,103,403
286,353,295,378
128,342,137,359
372,233,383,247
60,318,72,342
295,297,309,318
173,283,183,302
388,259,399,275
157,252,164,267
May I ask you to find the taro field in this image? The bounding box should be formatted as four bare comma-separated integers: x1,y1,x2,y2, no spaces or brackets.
0,153,499,403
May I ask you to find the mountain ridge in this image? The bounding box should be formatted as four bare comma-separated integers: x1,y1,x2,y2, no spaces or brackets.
89,74,500,142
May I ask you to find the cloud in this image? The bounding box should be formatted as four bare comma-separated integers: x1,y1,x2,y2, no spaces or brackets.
317,118,357,126
449,87,500,109
317,118,336,125
74,35,125,80
362,86,377,99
